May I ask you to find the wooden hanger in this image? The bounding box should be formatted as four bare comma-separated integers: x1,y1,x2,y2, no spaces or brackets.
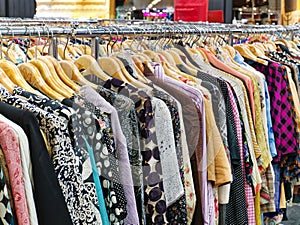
142,50,181,80
74,44,84,53
172,48,201,71
0,67,15,93
58,44,72,60
72,46,83,56
234,45,268,65
37,57,76,95
288,40,298,49
185,47,209,64
159,50,198,77
1,46,18,64
74,44,91,55
158,50,176,65
11,43,27,63
27,47,42,60
222,45,236,58
30,59,72,98
37,45,48,55
253,42,267,52
0,60,36,93
131,55,145,72
275,38,291,48
66,46,78,58
132,54,156,76
220,46,251,71
167,49,198,74
74,55,111,81
137,53,152,61
133,63,149,84
18,63,65,101
248,44,268,59
195,48,210,63
117,56,148,86
265,41,277,52
59,60,98,89
143,50,162,62
98,57,129,82
44,56,80,91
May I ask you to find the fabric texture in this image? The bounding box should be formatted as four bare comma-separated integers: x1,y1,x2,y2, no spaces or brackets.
79,85,139,225
0,100,73,225
0,156,14,225
0,121,30,225
0,87,101,225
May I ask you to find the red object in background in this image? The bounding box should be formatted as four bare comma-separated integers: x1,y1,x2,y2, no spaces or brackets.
207,10,224,23
174,0,208,22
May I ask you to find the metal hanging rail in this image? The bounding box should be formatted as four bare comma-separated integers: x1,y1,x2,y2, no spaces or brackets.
0,21,297,38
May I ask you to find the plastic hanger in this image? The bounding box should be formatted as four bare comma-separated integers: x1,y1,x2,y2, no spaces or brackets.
75,55,111,81
59,60,98,89
18,63,65,101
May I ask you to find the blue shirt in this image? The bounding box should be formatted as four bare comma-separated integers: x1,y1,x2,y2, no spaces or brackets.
234,52,277,157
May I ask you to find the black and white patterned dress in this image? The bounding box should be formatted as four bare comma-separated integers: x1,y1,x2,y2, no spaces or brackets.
0,87,102,225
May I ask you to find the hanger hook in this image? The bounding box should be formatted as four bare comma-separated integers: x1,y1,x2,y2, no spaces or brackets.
110,26,119,53
137,26,146,52
128,26,136,50
25,27,32,62
153,25,162,51
6,26,14,53
85,26,92,55
63,29,71,60
41,25,50,55
34,26,41,59
106,26,113,56
192,25,201,47
119,26,125,51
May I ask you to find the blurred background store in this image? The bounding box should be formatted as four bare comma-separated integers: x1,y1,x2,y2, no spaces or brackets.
0,0,299,25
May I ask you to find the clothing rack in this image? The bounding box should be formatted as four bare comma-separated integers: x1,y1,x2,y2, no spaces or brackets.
0,21,298,59
1,19,300,225
0,23,297,38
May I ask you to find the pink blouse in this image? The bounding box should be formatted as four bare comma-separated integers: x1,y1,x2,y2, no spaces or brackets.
0,120,30,225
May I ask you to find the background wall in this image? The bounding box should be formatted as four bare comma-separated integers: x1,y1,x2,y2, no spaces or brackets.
124,0,174,9
0,0,36,17
35,0,111,18
209,0,232,23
